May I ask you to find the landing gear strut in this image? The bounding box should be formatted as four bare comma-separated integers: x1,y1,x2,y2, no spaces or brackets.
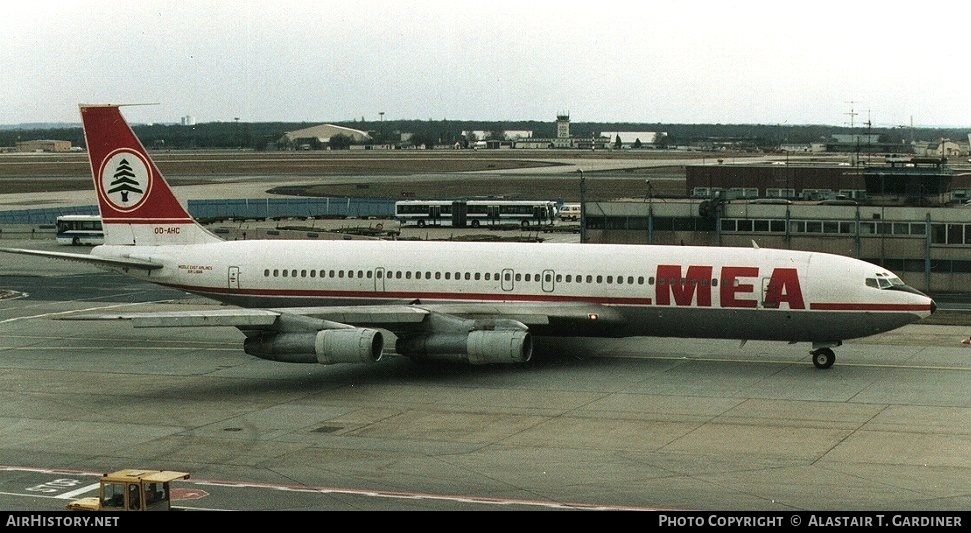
810,347,835,369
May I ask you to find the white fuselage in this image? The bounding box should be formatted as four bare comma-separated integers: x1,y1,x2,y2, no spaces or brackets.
92,239,934,343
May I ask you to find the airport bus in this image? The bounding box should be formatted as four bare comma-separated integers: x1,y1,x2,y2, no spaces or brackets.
394,199,558,228
55,214,104,245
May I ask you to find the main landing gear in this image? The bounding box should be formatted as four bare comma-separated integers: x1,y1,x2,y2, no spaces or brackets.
810,342,841,369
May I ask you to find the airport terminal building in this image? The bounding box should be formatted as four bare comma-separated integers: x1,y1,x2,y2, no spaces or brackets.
574,157,969,293
583,200,971,294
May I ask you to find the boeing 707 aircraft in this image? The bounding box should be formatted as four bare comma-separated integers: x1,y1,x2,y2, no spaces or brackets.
0,105,937,369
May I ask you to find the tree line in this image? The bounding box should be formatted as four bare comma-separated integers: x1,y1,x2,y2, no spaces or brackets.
1,119,966,151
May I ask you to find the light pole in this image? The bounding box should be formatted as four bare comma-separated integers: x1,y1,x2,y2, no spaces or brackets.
578,169,587,243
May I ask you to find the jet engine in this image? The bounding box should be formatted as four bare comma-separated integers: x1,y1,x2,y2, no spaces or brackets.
396,329,532,364
244,328,383,364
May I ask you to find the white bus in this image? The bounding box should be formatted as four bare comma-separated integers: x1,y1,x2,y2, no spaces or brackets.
55,214,104,246
395,200,558,228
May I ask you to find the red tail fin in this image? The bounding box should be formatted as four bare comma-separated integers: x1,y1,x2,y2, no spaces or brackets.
80,104,219,246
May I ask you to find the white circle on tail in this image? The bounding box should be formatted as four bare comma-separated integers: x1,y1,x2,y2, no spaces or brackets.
98,148,153,212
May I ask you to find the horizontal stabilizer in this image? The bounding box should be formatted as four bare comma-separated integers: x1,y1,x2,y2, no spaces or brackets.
0,247,162,271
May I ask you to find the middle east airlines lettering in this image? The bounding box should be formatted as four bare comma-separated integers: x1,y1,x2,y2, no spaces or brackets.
0,104,937,372
654,265,804,309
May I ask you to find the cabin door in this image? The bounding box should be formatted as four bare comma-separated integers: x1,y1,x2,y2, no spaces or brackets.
374,267,386,293
228,266,240,293
501,268,514,291
760,277,777,309
542,269,555,292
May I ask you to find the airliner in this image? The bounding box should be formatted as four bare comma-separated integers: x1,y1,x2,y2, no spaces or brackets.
0,104,937,369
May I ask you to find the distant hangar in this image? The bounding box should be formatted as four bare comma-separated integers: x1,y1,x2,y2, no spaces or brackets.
278,124,371,149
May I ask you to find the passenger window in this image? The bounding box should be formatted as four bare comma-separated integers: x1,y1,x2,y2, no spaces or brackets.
586,275,592,283
474,273,481,280
348,271,354,278
464,273,471,280
617,276,623,284
648,277,654,285
628,276,634,284
264,269,270,277
515,274,522,281
596,275,603,283
301,270,307,277
291,270,297,277
445,272,451,280
606,276,613,283
565,275,572,282
310,270,316,278
425,272,432,280
525,274,532,282
435,272,441,280
273,269,279,277
282,270,288,277
366,271,372,278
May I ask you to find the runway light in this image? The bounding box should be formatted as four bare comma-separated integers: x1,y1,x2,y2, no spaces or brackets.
588,313,598,321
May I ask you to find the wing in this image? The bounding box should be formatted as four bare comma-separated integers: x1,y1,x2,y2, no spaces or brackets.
58,302,625,365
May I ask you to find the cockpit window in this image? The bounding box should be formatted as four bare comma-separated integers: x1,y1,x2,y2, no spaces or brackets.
869,273,907,289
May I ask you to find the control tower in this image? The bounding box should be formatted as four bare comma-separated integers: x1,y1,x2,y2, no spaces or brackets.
556,113,570,139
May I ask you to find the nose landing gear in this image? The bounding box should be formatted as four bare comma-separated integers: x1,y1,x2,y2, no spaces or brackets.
810,347,835,369
810,341,841,369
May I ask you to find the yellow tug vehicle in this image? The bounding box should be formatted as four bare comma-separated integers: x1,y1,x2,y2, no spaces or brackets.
66,469,190,511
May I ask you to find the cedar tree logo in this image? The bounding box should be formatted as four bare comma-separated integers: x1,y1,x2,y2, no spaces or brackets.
99,149,152,212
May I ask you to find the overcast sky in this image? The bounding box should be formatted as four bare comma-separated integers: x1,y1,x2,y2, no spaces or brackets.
3,1,970,127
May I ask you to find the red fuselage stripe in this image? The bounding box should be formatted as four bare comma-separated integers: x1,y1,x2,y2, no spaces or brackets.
810,302,932,312
157,283,930,312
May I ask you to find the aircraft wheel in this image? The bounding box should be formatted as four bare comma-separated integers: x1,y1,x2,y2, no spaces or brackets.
811,348,835,369
417,220,425,227
72,237,80,246
470,220,480,228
